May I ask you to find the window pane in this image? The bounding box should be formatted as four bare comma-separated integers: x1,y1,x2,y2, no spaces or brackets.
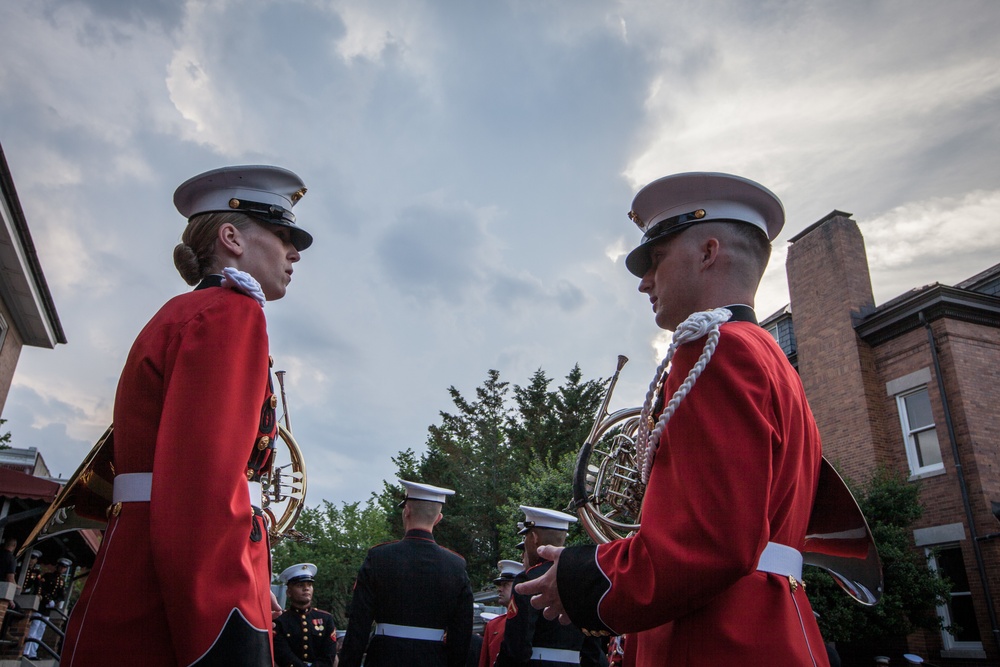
937,547,971,590
904,390,934,429
914,428,943,467
950,595,983,642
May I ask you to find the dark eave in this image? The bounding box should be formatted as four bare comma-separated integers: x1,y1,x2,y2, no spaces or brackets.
0,142,67,347
760,304,792,328
855,284,1000,346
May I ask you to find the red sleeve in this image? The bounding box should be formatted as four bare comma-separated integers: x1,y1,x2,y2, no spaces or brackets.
148,293,272,663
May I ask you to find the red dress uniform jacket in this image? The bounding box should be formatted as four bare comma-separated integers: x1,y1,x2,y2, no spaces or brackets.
478,613,506,667
63,282,276,666
558,319,829,666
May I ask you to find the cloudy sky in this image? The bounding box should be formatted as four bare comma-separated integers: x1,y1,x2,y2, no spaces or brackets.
2,0,999,510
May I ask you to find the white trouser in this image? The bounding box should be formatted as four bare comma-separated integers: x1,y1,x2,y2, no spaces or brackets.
23,617,45,657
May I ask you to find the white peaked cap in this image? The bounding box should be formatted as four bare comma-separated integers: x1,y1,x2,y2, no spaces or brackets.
279,562,317,584
517,505,578,534
398,479,455,504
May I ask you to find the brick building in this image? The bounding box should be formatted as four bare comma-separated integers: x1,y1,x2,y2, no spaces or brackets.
763,211,1000,664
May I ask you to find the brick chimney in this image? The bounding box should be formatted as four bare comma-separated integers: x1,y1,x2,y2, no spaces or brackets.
785,211,887,481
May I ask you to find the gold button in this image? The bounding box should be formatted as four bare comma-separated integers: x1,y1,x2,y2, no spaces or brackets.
270,395,278,409
246,468,254,480
257,435,270,450
268,355,274,367
108,502,122,517
229,198,240,209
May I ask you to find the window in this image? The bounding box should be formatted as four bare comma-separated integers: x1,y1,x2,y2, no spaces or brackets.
764,316,797,358
896,387,943,477
927,545,984,653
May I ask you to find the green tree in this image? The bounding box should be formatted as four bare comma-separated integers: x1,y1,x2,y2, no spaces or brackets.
272,495,391,628
0,419,11,450
805,466,952,643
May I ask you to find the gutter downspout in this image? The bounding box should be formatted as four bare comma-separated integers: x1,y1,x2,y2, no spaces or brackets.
920,311,1000,655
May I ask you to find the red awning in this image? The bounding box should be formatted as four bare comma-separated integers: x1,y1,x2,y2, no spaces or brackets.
0,466,61,502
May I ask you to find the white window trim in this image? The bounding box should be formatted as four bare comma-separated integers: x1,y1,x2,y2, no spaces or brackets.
896,386,944,478
925,546,986,655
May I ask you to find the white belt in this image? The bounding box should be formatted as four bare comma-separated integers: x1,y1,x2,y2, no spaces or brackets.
756,541,803,580
113,474,263,509
531,647,581,663
374,623,445,642
112,473,153,502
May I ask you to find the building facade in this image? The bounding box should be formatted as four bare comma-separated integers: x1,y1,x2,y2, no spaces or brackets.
0,141,66,413
763,211,1000,664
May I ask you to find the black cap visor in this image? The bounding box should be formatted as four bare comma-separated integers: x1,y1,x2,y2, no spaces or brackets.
232,198,313,251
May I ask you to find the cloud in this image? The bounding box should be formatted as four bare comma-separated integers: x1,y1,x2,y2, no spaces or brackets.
488,273,586,313
618,1,1000,228
375,196,497,303
0,3,176,148
3,384,102,478
47,0,184,32
859,188,1000,302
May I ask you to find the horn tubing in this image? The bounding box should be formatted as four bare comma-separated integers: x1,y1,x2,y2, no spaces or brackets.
275,370,292,432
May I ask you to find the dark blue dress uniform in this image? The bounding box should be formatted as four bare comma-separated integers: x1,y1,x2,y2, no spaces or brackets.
273,606,337,667
340,529,474,667
497,561,605,667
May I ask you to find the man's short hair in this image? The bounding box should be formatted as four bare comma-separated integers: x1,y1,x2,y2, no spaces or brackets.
407,499,443,523
531,527,567,548
727,221,772,268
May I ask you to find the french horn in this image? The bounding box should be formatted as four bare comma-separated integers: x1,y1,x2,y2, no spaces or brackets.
19,376,308,556
572,356,883,606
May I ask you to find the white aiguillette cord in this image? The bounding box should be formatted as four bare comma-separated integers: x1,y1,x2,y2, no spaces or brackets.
635,307,733,484
221,267,266,307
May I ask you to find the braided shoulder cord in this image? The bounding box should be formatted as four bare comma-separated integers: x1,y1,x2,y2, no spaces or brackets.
635,308,733,484
221,266,266,307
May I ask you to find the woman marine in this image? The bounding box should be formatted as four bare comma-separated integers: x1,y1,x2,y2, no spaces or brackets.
62,165,313,666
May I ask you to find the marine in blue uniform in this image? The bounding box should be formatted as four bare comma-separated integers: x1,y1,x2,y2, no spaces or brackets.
340,480,474,667
273,563,338,667
497,507,604,667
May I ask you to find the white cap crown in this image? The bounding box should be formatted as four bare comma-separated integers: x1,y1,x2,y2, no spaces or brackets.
279,562,317,584
398,479,455,504
517,505,578,534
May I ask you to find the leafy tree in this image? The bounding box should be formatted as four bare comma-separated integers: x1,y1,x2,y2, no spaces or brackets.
805,466,952,643
0,419,11,450
272,495,391,628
